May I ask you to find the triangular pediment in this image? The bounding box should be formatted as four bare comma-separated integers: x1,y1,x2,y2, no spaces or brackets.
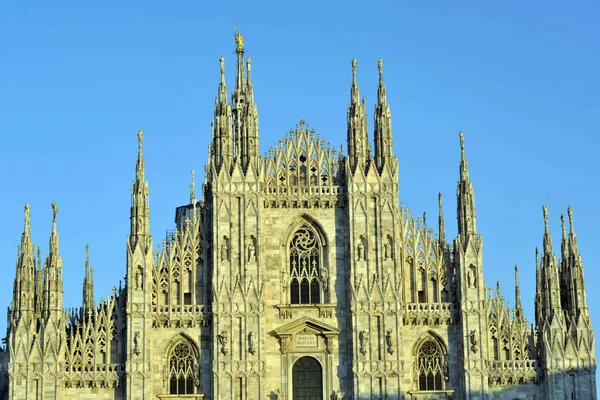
273,316,340,337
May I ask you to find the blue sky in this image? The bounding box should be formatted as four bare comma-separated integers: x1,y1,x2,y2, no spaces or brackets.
1,0,599,371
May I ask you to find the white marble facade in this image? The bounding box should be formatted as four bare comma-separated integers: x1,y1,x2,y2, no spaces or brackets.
2,34,596,400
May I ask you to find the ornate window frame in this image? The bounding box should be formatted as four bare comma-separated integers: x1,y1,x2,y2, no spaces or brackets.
159,334,202,399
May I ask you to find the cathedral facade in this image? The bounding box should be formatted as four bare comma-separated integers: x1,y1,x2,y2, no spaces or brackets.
1,34,597,400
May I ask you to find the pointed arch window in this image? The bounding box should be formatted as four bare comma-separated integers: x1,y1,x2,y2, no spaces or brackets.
168,342,196,395
416,339,446,391
289,226,322,304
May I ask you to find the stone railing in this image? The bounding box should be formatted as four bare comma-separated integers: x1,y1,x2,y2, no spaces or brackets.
487,360,539,385
63,363,124,388
152,304,208,328
264,185,343,209
402,303,457,325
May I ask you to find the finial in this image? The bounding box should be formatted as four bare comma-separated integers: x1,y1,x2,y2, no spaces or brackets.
378,57,383,78
246,56,252,73
219,55,225,77
190,169,196,204
515,264,519,280
561,213,566,238
137,129,143,151
459,131,465,152
542,205,549,229
567,205,574,231
51,201,58,224
86,243,89,260
438,192,443,213
24,203,31,229
351,58,357,79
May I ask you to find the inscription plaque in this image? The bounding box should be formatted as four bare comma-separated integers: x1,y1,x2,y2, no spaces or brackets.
296,334,317,347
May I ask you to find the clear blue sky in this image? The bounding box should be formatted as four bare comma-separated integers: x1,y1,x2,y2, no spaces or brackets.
1,0,598,370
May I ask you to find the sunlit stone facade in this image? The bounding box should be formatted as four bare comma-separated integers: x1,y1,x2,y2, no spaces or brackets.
1,34,596,399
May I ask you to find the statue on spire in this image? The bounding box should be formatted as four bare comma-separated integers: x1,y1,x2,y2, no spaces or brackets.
137,129,143,150
51,201,58,224
459,131,465,151
235,29,244,52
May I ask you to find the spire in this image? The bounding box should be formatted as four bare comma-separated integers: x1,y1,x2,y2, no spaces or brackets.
43,202,63,315
246,56,254,104
514,264,523,319
456,132,477,237
373,58,394,173
130,130,150,247
218,55,227,104
542,205,552,254
82,244,95,312
234,29,246,93
566,205,589,319
535,246,542,324
567,205,579,256
540,205,562,321
190,169,196,205
438,192,446,244
12,204,35,318
347,58,369,172
212,56,234,172
231,29,260,173
560,213,568,261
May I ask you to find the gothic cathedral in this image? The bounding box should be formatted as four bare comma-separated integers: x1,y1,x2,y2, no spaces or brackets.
1,33,597,400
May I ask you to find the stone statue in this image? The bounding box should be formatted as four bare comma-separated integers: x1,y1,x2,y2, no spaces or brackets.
321,265,329,292
470,329,478,353
383,242,389,261
220,237,229,262
386,329,395,354
359,330,369,355
333,389,345,400
235,31,244,51
247,238,256,262
357,239,364,261
51,201,58,223
134,331,140,355
218,330,229,355
248,331,255,354
135,269,143,290
194,363,200,387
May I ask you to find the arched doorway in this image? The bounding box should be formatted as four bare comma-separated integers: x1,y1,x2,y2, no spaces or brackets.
292,356,323,399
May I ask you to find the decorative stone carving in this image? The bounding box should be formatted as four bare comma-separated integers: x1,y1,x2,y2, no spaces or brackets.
218,330,229,355
359,330,369,355
333,389,345,399
248,331,256,355
247,236,256,262
470,329,478,353
357,236,365,261
220,236,229,262
133,331,140,355
386,329,395,355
